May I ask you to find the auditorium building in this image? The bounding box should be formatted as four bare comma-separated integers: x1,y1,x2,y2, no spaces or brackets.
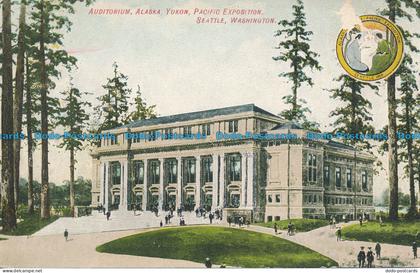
90,104,375,222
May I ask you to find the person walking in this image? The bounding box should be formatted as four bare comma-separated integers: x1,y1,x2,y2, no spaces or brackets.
106,211,111,221
359,216,363,227
64,229,69,241
357,246,366,268
366,247,374,268
227,216,232,227
205,257,212,268
375,242,381,260
287,222,293,236
336,227,342,241
274,223,278,235
413,242,418,259
209,213,214,224
160,220,163,227
332,217,336,229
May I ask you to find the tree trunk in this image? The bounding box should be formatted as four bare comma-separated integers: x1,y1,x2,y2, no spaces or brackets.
25,55,35,215
387,74,399,220
13,2,27,210
1,0,17,231
387,5,399,221
405,102,416,217
70,146,75,217
40,0,50,219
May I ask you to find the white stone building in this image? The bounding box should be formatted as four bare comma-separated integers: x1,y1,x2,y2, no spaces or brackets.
90,104,375,222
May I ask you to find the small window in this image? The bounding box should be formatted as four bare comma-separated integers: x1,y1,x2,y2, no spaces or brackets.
274,216,280,221
268,195,273,203
267,216,273,222
228,120,238,133
201,124,211,136
275,194,281,203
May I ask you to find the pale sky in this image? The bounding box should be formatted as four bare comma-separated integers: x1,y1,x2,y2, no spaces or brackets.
17,0,419,200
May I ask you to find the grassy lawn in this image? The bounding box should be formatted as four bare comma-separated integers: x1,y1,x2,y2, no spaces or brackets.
255,219,329,232
342,220,420,246
0,212,58,236
97,226,337,268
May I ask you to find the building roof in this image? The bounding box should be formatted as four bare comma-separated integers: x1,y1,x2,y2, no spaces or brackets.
120,104,280,129
326,140,356,151
270,121,303,130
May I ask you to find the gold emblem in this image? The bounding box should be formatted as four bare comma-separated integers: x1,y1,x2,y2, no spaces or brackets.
336,15,404,81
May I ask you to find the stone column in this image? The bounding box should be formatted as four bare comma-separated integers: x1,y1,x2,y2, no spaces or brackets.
176,157,182,209
119,161,126,211
247,151,254,208
104,162,109,211
123,160,128,210
219,154,225,207
159,159,164,214
241,152,247,207
212,154,218,209
142,159,148,211
195,156,201,210
99,162,104,205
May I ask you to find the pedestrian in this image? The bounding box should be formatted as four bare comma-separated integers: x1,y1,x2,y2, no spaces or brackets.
106,211,111,221
160,220,163,227
227,216,232,227
359,216,363,227
287,221,293,236
332,217,336,229
336,227,342,241
379,216,383,226
205,257,212,268
375,242,381,260
274,223,278,235
102,207,106,215
64,229,69,241
366,247,374,268
209,213,214,224
413,242,417,259
329,219,333,229
357,246,366,268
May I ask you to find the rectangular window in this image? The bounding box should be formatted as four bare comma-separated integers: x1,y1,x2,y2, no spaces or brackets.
228,120,238,133
228,154,241,181
149,160,160,184
346,169,352,188
164,128,173,140
183,158,196,184
110,162,121,185
308,154,317,182
202,157,213,183
201,124,211,136
274,216,280,221
335,167,341,188
362,170,368,191
166,159,177,184
268,195,273,203
133,161,144,184
275,194,281,203
324,166,330,186
182,126,192,137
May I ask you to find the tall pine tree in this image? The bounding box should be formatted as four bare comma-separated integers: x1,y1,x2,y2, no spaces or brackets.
273,0,322,130
128,85,157,122
57,81,91,216
381,0,419,220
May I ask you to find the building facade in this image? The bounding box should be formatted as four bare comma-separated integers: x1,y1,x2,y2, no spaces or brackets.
90,104,375,222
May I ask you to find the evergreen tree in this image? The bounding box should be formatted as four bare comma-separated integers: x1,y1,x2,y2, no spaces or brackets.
325,74,378,150
1,0,17,231
94,62,133,132
128,85,157,122
381,0,419,220
273,0,322,130
57,81,91,216
396,54,419,218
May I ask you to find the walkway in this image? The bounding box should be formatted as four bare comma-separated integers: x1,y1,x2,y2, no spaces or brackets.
247,222,420,268
0,228,202,268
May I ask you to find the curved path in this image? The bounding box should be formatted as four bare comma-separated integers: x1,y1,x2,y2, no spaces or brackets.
247,222,420,268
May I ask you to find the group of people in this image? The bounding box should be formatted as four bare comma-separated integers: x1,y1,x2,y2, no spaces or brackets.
357,246,377,268
226,215,249,227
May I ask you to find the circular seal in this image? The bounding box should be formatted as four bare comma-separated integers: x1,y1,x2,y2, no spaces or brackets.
336,15,404,82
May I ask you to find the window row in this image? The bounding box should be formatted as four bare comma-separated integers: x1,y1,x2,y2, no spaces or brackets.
303,194,323,204
324,166,369,191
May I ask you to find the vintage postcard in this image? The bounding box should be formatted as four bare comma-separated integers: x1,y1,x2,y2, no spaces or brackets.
0,0,419,271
